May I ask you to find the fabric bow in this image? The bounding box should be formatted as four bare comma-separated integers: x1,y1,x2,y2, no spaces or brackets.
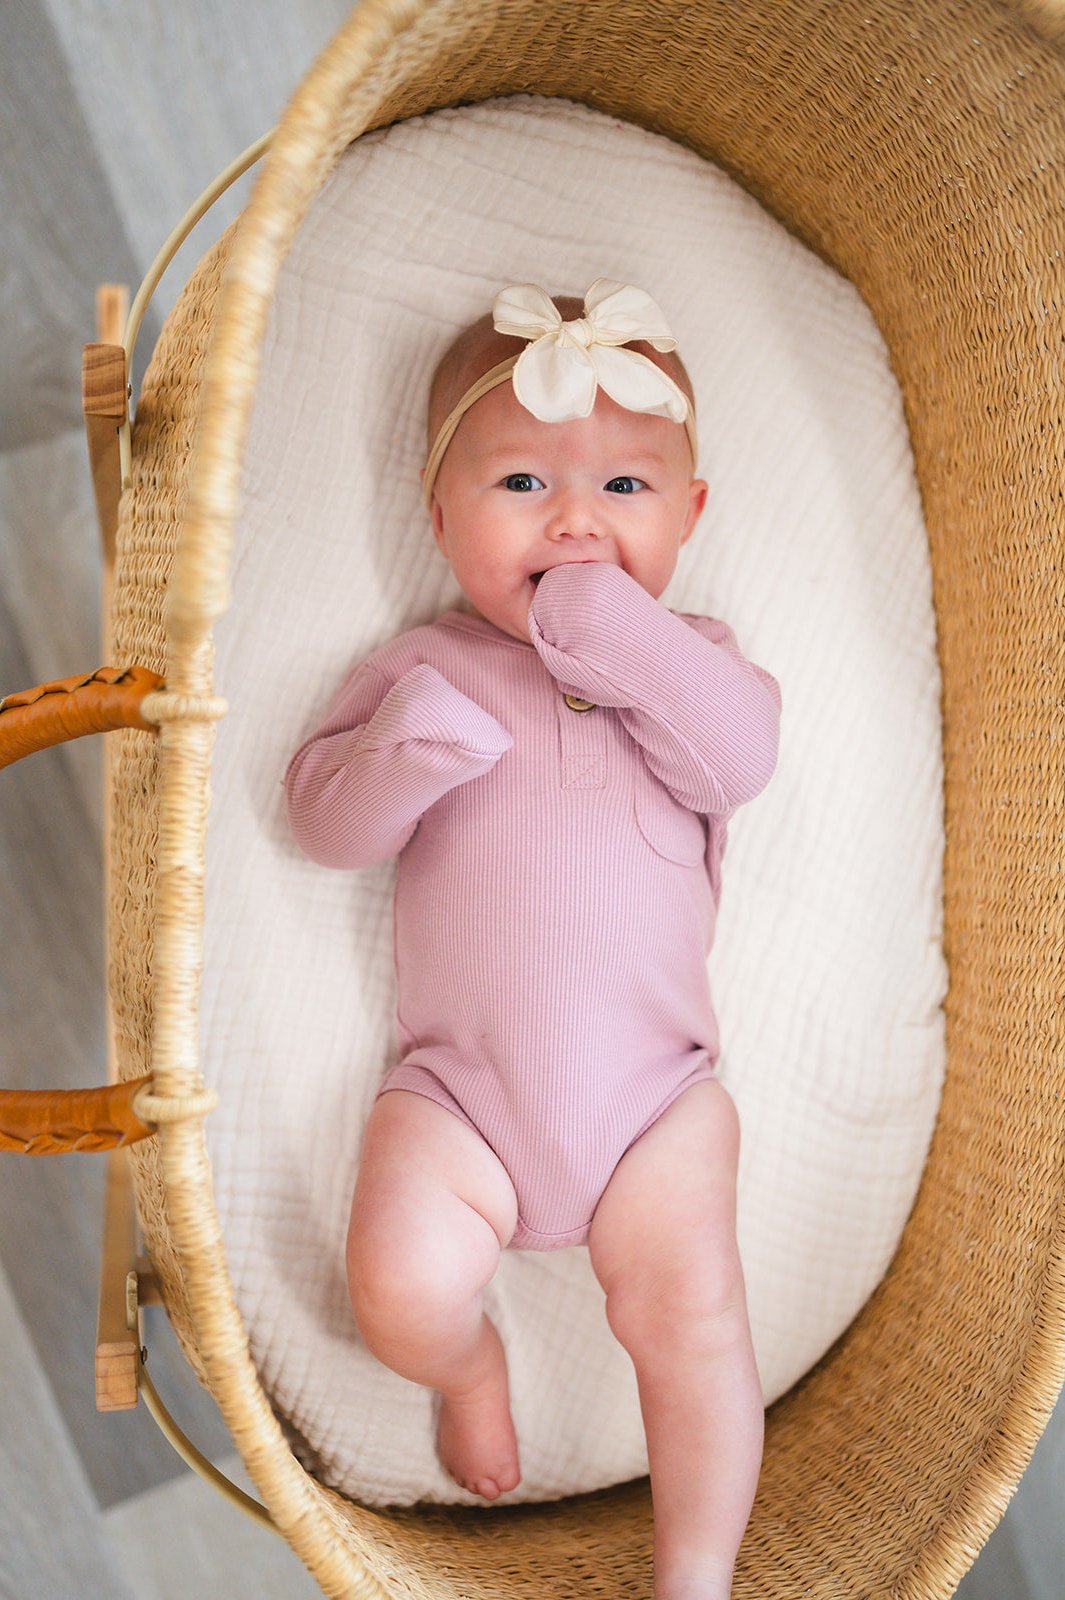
492,279,691,426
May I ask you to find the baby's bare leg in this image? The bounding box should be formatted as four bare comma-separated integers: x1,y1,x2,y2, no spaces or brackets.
587,1079,762,1600
346,1088,521,1499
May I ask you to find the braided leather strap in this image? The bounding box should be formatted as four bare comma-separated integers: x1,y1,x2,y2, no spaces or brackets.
0,1076,155,1154
0,666,164,769
0,665,170,1153
0,666,226,1155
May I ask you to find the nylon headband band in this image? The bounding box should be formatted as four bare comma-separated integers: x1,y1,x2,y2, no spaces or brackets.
421,357,699,512
422,358,519,511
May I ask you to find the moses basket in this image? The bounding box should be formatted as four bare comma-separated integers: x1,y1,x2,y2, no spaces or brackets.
2,0,1064,1595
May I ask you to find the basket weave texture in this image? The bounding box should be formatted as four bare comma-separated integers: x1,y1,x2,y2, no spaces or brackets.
109,1,1065,1595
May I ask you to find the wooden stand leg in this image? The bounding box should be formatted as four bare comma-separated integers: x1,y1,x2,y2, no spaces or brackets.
95,1148,140,1410
83,285,129,574
92,282,141,1411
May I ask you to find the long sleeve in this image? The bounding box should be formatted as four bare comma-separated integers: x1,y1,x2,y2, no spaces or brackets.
284,659,513,868
528,561,780,815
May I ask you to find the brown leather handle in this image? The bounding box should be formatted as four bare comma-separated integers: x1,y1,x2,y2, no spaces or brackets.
0,666,164,769
1,667,163,1151
0,1076,155,1153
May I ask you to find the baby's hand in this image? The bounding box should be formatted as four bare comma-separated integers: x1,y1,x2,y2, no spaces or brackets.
528,562,658,707
362,663,513,761
530,559,650,638
285,663,513,869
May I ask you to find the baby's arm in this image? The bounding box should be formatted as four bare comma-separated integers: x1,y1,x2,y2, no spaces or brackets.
528,562,780,815
284,660,513,867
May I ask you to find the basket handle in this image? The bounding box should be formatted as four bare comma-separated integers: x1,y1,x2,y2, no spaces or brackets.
0,1078,156,1154
0,665,164,769
1,664,165,1151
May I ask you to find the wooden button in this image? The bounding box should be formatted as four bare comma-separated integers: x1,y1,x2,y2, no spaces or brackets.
563,693,596,712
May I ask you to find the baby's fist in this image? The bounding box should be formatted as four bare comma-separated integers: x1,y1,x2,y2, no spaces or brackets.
527,561,654,708
531,560,649,649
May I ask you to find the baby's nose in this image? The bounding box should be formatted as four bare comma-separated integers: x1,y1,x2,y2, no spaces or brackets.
548,492,600,540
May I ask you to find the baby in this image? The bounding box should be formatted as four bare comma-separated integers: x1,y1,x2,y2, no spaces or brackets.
285,279,781,1600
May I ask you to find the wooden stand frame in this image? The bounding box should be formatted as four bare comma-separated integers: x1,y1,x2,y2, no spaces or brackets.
81,280,275,1531
87,282,141,1413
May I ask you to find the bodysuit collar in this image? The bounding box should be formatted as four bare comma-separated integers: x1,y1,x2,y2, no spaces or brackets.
437,610,537,652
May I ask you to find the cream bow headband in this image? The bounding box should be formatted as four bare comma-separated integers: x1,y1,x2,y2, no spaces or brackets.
422,279,698,510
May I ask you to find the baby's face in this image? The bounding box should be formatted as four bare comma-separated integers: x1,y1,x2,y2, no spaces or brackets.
428,382,708,644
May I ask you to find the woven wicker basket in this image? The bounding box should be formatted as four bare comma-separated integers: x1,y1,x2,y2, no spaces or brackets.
96,0,1065,1594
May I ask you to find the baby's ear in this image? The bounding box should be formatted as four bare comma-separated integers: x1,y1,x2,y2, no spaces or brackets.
430,495,447,553
681,477,709,544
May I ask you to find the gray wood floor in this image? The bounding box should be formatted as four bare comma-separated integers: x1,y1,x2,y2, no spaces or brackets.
1,3,1061,1597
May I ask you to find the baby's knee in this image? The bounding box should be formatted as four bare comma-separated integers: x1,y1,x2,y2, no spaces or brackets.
349,1227,443,1338
605,1250,749,1362
346,1206,499,1348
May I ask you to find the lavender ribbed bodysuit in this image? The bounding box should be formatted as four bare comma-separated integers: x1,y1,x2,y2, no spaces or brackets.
285,562,781,1250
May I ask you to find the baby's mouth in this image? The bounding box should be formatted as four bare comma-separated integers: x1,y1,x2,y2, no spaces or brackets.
530,562,601,586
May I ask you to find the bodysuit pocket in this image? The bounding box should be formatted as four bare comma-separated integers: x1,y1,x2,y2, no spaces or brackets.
633,772,707,865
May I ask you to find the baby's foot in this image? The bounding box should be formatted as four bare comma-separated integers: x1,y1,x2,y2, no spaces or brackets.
436,1376,521,1500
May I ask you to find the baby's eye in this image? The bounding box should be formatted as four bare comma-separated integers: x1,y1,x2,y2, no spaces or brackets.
604,477,647,494
502,473,545,492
